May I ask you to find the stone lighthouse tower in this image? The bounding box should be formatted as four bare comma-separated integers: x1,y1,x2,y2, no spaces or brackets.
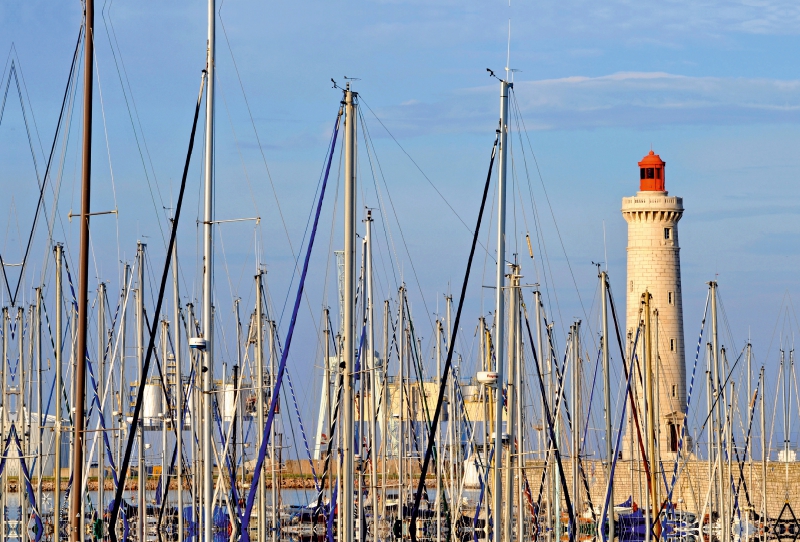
622,150,686,459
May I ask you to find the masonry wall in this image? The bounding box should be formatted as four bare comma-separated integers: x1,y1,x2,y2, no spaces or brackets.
523,459,798,519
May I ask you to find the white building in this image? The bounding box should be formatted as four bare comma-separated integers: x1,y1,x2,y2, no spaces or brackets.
0,409,64,477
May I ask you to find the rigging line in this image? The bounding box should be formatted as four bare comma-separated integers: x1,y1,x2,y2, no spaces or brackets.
358,96,478,240
107,69,206,542
696,345,748,436
273,103,344,337
0,29,83,306
100,1,168,247
359,136,399,308
524,304,577,535
479,157,498,319
218,85,256,296
665,289,710,504
599,330,638,542
606,280,656,498
0,45,12,101
0,62,16,128
92,42,122,276
240,104,341,541
216,224,237,315
10,45,46,160
508,96,551,303
218,79,259,217
216,12,307,279
321,141,344,312
11,63,43,185
409,133,498,542
509,115,519,260
511,90,581,339
357,108,436,330
357,113,400,288
41,29,83,278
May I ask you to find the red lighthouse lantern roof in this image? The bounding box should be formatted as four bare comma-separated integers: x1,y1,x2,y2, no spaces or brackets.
638,150,665,191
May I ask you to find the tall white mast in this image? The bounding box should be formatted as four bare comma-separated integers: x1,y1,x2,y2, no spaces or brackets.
98,282,106,516
366,209,380,542
0,309,6,542
436,317,443,542
202,1,216,542
571,323,581,521
342,82,357,542
255,272,266,542
172,235,184,542
503,266,518,542
601,271,614,540
514,273,524,542
54,245,63,533
137,242,146,541
119,263,129,472
35,286,43,511
492,77,510,542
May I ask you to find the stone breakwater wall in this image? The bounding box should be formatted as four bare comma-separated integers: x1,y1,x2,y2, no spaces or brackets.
19,459,800,515
522,459,799,518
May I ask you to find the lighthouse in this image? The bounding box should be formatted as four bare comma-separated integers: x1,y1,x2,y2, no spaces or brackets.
622,150,686,459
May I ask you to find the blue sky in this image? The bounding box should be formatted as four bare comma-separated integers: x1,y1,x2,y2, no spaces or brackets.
1,1,799,451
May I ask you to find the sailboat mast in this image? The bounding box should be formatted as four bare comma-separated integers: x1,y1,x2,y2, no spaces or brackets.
398,285,405,521
436,317,443,542
601,272,614,540
137,242,146,541
513,272,524,541
98,282,106,515
54,244,63,531
20,307,27,531
202,1,216,542
492,76,510,542
342,82,357,542
69,0,94,537
0,309,6,542
173,236,184,542
35,286,43,510
643,290,657,519
760,366,766,538
366,209,380,542
255,272,266,542
382,299,389,518
571,323,581,521
120,262,129,472
503,266,518,542
710,281,726,541
747,341,753,500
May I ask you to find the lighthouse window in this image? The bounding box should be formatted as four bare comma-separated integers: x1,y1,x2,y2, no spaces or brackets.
664,228,671,240
672,384,676,397
670,338,675,352
655,168,661,179
668,291,674,305
669,422,679,451
640,167,656,179
630,280,634,293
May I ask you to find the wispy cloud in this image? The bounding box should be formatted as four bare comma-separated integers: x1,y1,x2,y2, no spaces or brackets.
369,72,800,135
358,0,800,39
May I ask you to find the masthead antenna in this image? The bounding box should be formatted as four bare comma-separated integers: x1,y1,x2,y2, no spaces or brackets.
506,18,511,75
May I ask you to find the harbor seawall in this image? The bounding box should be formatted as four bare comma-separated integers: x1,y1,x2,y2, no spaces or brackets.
523,459,798,519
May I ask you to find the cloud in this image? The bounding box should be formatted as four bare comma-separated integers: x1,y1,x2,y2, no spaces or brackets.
535,0,800,38
368,72,800,135
359,0,800,39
